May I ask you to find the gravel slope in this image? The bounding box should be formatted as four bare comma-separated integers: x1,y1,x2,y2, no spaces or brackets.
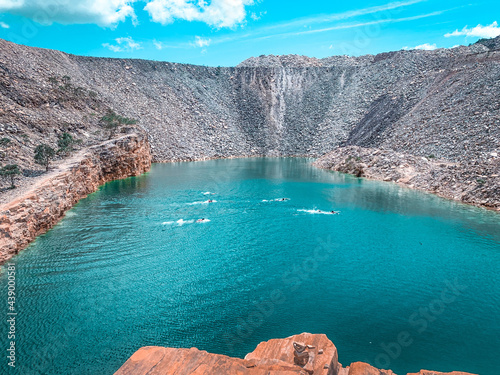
0,37,499,207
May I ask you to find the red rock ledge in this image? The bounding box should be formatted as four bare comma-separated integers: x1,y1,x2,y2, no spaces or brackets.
114,333,476,375
0,132,151,263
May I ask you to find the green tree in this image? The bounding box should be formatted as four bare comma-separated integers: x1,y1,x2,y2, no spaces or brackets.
0,164,21,188
57,132,75,156
34,144,56,171
100,110,137,139
0,137,11,146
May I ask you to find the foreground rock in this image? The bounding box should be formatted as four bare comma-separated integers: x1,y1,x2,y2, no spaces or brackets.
114,346,307,375
0,132,151,263
245,333,339,375
114,333,477,375
314,146,500,211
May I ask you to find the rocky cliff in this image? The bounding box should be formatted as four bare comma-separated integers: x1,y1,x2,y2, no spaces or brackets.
0,132,151,263
114,333,476,375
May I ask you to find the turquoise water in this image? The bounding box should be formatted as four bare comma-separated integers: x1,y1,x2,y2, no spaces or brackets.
1,158,499,375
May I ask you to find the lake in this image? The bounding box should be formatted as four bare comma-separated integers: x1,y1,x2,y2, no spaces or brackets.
1,158,499,375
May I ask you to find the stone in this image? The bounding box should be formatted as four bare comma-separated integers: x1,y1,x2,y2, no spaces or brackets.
245,333,340,375
314,146,500,211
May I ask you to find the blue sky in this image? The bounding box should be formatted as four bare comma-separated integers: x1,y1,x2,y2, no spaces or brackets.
0,0,499,66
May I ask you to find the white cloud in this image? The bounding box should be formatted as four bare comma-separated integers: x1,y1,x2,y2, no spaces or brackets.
153,39,164,50
403,43,437,51
258,11,447,40
263,0,425,32
143,0,254,28
0,0,136,27
102,43,122,52
250,11,266,21
445,21,500,39
0,21,9,28
103,36,142,52
192,36,211,48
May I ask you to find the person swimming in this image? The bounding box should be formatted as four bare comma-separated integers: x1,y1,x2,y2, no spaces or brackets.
331,211,340,215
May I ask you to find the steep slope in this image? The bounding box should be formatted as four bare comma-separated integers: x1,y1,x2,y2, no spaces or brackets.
1,37,499,165
239,44,500,163
0,37,499,209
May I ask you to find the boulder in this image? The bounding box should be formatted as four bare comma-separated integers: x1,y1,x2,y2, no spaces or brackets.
245,333,340,375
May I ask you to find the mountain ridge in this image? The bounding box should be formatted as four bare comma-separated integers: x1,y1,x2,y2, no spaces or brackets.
0,36,499,209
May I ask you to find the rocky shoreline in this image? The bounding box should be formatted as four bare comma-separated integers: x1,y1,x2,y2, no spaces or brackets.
0,132,151,263
1,145,498,264
314,146,500,211
114,332,476,375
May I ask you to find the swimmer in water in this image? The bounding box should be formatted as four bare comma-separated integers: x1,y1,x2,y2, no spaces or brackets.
197,218,205,223
331,211,340,215
208,200,213,203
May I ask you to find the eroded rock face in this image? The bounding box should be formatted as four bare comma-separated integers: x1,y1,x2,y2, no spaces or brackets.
114,333,478,375
1,37,499,165
0,132,151,263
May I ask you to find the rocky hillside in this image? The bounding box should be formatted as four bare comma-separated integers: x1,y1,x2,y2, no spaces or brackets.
1,37,499,164
0,37,499,206
238,43,500,164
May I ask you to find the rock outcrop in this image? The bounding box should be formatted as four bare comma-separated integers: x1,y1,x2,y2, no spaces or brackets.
0,132,151,263
114,346,307,375
313,146,499,210
245,333,339,375
114,333,477,375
